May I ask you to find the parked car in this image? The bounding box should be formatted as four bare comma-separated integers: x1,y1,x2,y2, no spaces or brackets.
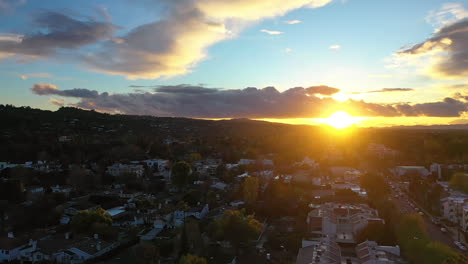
454,241,466,251
440,227,447,233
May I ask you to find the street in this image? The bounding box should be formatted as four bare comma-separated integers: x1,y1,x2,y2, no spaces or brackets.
387,180,468,256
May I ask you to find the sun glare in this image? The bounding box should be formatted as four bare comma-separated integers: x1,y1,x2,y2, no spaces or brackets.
324,111,355,129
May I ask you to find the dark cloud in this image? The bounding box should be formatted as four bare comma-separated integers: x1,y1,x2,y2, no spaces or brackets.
0,11,117,57
154,84,219,94
399,97,467,117
128,85,157,88
453,92,468,101
446,83,468,90
31,83,98,98
0,0,25,15
305,85,340,95
351,88,415,94
32,83,468,118
398,19,468,79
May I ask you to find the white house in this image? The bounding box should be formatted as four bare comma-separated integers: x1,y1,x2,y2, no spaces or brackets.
238,159,255,165
296,237,341,264
307,203,384,243
0,233,37,262
356,240,401,264
441,196,468,231
393,166,430,178
106,164,144,178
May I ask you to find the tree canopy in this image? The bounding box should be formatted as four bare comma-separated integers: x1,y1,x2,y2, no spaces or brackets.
71,208,112,234
172,161,192,188
178,254,207,264
210,209,262,250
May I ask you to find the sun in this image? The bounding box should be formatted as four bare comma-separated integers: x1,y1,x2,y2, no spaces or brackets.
324,111,355,129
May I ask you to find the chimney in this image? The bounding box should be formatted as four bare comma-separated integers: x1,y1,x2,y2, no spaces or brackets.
29,239,34,245
65,232,71,240
94,233,99,240
96,241,101,251
7,232,14,238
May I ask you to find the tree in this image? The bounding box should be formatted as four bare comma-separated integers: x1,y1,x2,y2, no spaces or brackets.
179,254,207,264
449,173,468,193
172,161,191,188
242,177,259,203
211,209,262,251
356,222,396,245
71,208,112,234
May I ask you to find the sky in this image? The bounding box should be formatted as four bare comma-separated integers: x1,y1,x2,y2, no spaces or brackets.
0,0,467,127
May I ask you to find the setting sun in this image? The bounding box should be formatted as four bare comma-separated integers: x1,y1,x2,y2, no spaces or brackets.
324,111,355,129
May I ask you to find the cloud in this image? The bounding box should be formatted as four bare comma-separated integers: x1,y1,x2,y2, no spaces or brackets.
394,6,468,79
453,92,468,101
0,11,118,58
31,83,98,98
95,6,112,22
80,0,333,79
284,48,293,53
369,74,393,78
306,85,340,95
0,0,25,15
128,85,158,88
0,0,334,79
260,29,284,35
351,88,414,94
154,84,219,94
426,3,468,30
444,83,468,90
32,83,468,118
329,44,341,50
285,19,301,24
19,72,53,79
395,97,467,117
49,97,64,106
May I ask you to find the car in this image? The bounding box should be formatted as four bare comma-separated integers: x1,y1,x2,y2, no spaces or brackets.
418,212,424,216
454,241,466,251
440,227,447,233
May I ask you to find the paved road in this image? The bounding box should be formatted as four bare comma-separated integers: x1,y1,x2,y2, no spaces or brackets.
387,180,467,255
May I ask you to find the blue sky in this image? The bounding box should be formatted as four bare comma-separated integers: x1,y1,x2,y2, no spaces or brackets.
0,0,467,125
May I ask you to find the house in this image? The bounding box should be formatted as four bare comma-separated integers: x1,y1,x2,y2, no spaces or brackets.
0,162,20,171
58,136,72,142
307,203,384,243
51,185,73,197
173,204,209,227
106,164,144,178
261,159,274,167
53,236,119,264
141,219,166,241
294,157,319,169
211,181,228,190
239,159,255,165
296,238,403,264
356,240,402,264
430,163,442,179
392,166,430,178
106,206,126,219
441,196,468,231
367,144,399,159
296,237,341,264
0,233,37,262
